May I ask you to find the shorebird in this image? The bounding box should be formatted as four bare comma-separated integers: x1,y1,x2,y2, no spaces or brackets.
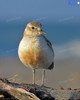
18,22,54,86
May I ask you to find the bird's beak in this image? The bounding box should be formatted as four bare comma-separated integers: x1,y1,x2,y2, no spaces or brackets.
40,30,47,35
42,31,47,34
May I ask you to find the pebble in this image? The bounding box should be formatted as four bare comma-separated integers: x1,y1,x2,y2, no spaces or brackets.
0,95,4,98
67,88,71,90
59,86,64,90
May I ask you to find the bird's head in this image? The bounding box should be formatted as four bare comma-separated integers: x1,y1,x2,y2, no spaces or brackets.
23,22,47,37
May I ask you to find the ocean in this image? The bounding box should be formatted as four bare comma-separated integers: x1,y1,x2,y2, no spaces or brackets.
0,20,80,57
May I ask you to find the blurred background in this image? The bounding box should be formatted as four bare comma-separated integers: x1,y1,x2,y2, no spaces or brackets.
0,0,80,88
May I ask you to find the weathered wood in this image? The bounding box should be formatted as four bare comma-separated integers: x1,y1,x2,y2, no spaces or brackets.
0,78,80,100
0,79,40,100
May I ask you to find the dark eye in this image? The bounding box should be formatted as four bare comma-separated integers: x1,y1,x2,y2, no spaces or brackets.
32,27,35,29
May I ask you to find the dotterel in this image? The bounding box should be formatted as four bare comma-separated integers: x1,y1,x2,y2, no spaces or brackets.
18,22,54,86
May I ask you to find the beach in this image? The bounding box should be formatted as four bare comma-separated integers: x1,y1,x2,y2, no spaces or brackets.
0,57,80,89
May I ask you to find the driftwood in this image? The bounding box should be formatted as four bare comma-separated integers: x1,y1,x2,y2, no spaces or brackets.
0,78,80,100
0,78,40,100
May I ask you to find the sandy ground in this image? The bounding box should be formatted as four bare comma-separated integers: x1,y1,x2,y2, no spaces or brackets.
0,57,80,89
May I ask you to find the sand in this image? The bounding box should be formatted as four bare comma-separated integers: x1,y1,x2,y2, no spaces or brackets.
0,57,80,89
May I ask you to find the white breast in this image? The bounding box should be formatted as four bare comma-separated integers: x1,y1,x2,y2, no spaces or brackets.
18,36,54,69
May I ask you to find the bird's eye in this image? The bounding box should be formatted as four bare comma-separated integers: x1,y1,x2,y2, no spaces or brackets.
32,27,35,29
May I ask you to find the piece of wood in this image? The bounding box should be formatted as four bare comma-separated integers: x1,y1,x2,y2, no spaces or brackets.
0,78,80,100
0,79,40,100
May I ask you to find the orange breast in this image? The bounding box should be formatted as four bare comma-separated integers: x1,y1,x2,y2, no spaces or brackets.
21,48,40,68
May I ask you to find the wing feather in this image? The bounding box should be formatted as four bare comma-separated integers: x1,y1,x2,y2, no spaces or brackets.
42,35,54,70
42,35,54,53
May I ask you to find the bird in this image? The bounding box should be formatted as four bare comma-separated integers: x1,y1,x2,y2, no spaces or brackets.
18,22,54,86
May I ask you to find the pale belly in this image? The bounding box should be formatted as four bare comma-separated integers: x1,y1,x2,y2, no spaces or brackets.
18,36,54,69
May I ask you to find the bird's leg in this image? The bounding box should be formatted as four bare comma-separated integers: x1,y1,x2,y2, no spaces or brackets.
42,69,45,86
32,68,35,84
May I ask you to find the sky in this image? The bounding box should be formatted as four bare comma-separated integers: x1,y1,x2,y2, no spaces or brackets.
0,0,80,59
0,0,80,21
